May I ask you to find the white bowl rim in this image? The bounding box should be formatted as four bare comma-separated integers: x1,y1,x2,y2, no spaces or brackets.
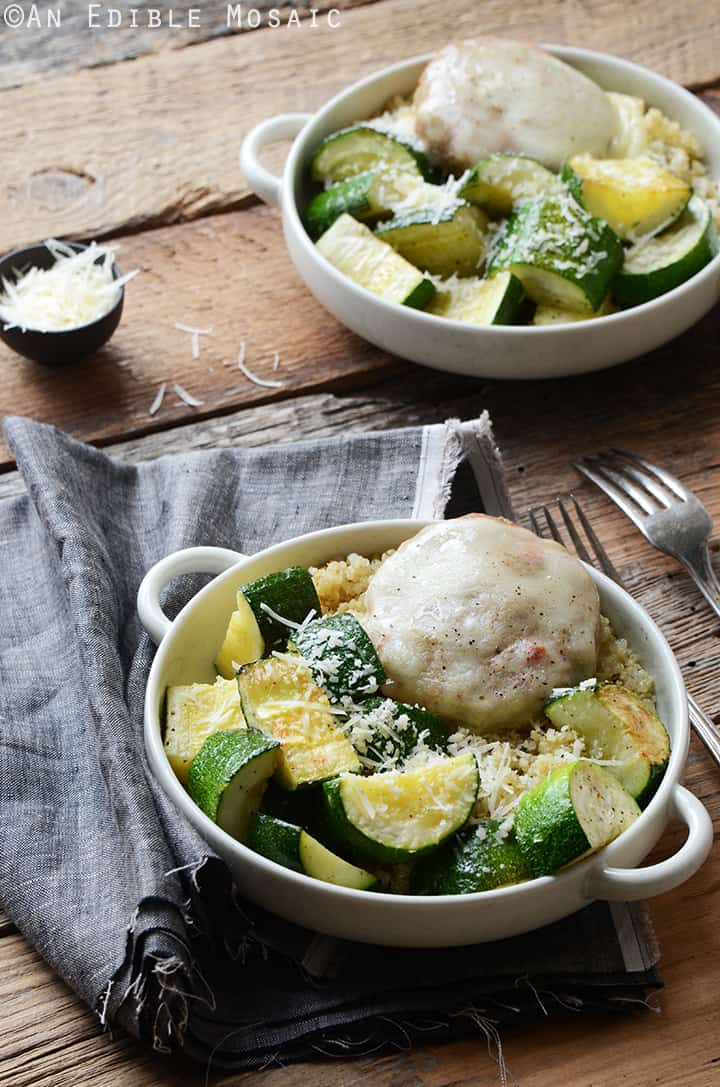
282,44,720,335
144,518,688,907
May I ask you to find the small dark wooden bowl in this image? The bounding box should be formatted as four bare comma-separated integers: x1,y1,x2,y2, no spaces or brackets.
0,242,124,366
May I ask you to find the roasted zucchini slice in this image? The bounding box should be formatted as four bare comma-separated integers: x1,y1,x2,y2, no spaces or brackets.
375,204,487,278
311,125,434,184
487,194,623,314
613,195,718,307
164,677,245,784
321,752,479,863
514,761,640,877
250,812,378,889
546,682,670,806
459,154,561,216
316,213,436,309
428,270,525,325
241,567,320,653
237,654,361,789
187,728,280,841
412,819,530,895
292,613,386,702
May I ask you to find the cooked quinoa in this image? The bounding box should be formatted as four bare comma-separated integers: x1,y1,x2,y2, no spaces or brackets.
371,90,720,231
310,551,391,614
311,551,656,824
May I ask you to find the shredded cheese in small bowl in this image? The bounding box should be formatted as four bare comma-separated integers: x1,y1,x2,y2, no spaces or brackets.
0,239,138,366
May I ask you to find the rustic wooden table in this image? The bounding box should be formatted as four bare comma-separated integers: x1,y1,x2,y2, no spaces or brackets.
1,2,720,1084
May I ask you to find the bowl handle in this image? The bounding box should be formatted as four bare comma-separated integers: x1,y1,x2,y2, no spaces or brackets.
240,113,313,208
584,785,713,902
137,546,245,645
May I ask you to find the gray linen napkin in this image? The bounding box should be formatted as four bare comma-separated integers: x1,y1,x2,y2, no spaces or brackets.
0,413,660,1074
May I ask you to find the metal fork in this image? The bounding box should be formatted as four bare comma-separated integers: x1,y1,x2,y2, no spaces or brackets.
575,449,720,620
529,494,720,767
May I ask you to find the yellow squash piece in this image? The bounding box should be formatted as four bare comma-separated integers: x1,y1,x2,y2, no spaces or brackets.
164,677,246,784
214,592,265,679
566,154,690,241
238,655,361,789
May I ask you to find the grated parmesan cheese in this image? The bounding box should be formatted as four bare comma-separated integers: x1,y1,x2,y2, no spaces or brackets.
173,382,204,408
0,239,138,333
175,323,212,359
148,382,166,417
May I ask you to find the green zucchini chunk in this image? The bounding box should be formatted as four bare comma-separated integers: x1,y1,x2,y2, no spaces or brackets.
310,125,434,184
292,613,386,702
412,819,530,895
321,752,479,863
342,695,448,770
240,566,320,653
428,270,525,325
613,195,718,307
306,171,385,238
237,654,361,790
305,170,430,239
214,592,265,678
532,295,614,325
250,812,377,889
487,193,623,314
316,213,436,310
164,677,245,785
562,154,691,241
187,728,280,841
514,760,640,878
375,204,487,278
459,154,561,216
546,682,670,806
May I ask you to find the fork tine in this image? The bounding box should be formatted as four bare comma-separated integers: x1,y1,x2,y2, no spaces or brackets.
528,507,547,538
575,458,654,531
557,497,592,564
590,459,659,516
605,452,672,509
570,495,622,583
611,448,690,502
542,505,564,545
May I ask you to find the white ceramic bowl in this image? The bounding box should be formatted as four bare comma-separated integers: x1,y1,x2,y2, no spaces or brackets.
240,45,720,380
139,521,712,947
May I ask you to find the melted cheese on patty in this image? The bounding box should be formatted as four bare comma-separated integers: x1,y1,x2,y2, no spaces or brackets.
362,515,600,732
414,39,617,171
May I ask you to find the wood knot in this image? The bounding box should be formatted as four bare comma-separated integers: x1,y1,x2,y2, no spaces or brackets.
28,167,96,211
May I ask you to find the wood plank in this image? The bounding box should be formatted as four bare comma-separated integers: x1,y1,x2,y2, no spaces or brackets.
0,1,378,93
1,0,718,247
0,934,189,1087
0,208,403,467
0,909,16,938
3,199,720,474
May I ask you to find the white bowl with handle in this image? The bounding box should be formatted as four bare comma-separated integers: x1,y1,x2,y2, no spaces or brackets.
240,45,720,380
138,520,712,947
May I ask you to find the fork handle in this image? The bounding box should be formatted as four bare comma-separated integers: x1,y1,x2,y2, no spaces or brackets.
688,692,720,768
679,544,720,622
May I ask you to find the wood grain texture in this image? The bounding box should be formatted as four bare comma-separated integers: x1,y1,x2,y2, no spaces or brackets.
0,0,377,93
1,0,719,248
0,207,402,467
